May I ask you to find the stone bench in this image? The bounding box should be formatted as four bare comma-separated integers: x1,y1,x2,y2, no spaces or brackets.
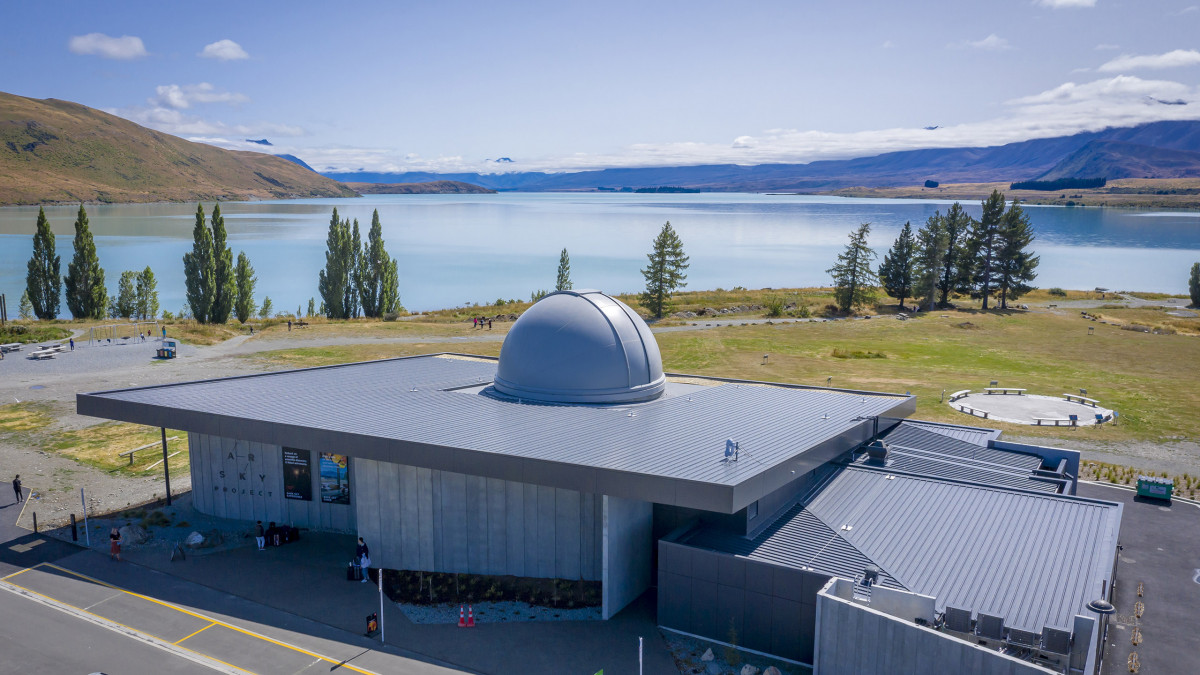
959,405,989,419
949,390,970,402
984,387,1026,395
1033,417,1072,427
1062,394,1099,406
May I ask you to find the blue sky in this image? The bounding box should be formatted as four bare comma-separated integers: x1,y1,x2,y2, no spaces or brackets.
5,0,1200,173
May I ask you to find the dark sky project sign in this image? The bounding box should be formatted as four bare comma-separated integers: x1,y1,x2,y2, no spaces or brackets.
283,448,313,501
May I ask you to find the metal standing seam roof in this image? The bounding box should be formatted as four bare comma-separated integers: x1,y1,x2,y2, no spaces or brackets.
893,419,1002,447
76,354,914,513
805,467,1122,633
679,464,1121,634
882,422,1036,470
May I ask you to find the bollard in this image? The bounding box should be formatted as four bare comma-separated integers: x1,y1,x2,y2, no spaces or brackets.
71,513,78,541
33,512,37,533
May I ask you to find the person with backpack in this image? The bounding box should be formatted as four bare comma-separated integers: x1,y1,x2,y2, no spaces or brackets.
357,537,371,583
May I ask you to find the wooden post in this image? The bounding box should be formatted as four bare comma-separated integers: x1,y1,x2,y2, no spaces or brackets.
161,427,172,506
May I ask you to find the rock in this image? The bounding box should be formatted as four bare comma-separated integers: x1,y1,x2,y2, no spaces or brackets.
184,531,205,547
763,667,782,675
740,666,760,675
118,525,149,545
706,662,723,675
701,648,715,661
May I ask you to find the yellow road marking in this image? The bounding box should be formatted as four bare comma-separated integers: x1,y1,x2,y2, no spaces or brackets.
1,569,253,674
31,563,379,675
175,621,217,644
0,563,40,581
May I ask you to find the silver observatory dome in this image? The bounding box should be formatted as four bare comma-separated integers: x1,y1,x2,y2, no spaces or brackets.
492,289,666,404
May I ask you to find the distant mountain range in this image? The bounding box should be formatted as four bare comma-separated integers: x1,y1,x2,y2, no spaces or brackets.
345,180,496,194
0,91,356,205
325,121,1200,192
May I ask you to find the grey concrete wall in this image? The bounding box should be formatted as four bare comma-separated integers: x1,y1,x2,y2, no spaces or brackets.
352,458,603,580
602,496,652,619
189,433,355,532
815,579,1052,675
658,540,828,663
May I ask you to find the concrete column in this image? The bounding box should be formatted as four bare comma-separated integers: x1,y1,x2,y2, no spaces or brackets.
601,495,653,619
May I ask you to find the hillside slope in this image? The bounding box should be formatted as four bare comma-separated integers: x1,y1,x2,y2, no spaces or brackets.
0,91,358,205
345,180,496,194
1037,140,1200,181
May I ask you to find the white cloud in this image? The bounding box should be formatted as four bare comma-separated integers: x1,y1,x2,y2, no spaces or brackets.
150,83,249,109
1095,43,1120,51
199,39,249,61
68,33,147,60
1099,49,1200,72
1035,0,1096,8
113,105,303,138
955,34,1011,51
1176,5,1198,14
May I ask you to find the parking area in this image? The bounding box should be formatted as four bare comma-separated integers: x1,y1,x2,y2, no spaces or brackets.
1082,482,1200,675
1,562,401,675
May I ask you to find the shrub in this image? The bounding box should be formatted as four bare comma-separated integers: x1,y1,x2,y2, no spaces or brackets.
1048,287,1067,297
382,311,401,322
764,296,786,318
832,348,886,359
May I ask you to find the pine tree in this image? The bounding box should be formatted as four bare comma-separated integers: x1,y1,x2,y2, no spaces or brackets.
936,203,972,307
1189,262,1200,308
827,222,878,313
209,204,236,324
317,208,351,319
234,252,257,323
555,248,572,291
914,214,948,312
64,204,107,319
878,221,915,310
18,290,33,320
996,201,1040,309
963,190,1007,310
114,270,138,318
258,296,273,319
344,219,362,318
26,207,61,320
136,267,159,320
639,221,689,318
182,204,215,324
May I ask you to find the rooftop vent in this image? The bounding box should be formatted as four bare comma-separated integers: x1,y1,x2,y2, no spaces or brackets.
944,607,973,633
1041,627,1073,655
862,565,880,587
976,613,1006,641
1008,628,1040,648
865,440,889,464
1086,598,1115,615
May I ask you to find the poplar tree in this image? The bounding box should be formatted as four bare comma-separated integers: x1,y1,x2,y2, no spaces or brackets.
828,222,878,313
234,252,257,324
318,208,351,319
258,296,273,319
307,297,316,317
878,221,915,310
380,257,402,314
26,207,61,320
115,270,138,318
936,203,972,307
639,221,689,319
914,214,948,312
358,210,385,317
209,204,236,324
996,201,1040,309
963,190,1006,310
182,204,214,323
1189,262,1200,307
18,290,33,320
64,204,107,319
555,248,572,291
344,219,362,318
136,267,159,320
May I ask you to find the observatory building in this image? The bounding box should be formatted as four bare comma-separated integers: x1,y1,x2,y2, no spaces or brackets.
79,290,1121,674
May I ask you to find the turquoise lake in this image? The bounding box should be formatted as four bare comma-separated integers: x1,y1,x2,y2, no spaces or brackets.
2,193,1198,316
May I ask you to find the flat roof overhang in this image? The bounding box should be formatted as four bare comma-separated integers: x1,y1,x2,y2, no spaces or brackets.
77,354,916,514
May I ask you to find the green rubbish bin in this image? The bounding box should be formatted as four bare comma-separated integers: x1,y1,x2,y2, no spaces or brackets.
1136,475,1173,502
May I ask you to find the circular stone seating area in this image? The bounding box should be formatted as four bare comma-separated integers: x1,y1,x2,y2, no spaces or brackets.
947,389,1114,426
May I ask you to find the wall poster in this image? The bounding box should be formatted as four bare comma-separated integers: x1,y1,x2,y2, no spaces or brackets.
282,448,312,501
319,452,350,504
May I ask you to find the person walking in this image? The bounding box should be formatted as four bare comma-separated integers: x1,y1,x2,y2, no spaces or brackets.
255,521,265,550
356,537,371,583
488,319,492,330
109,527,122,561
69,337,74,351
12,475,22,503
161,326,166,339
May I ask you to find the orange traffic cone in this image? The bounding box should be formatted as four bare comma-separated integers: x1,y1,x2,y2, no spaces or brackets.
458,605,466,627
466,605,476,627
